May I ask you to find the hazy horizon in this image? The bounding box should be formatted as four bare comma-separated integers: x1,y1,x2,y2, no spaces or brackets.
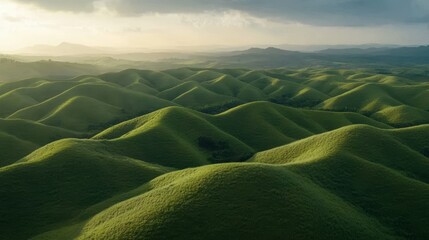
1,0,429,52
2,41,417,55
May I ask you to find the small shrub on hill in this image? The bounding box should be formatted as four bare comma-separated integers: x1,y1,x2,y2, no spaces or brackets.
197,136,252,163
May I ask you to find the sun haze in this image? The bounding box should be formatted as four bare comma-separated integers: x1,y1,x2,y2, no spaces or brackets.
1,0,429,51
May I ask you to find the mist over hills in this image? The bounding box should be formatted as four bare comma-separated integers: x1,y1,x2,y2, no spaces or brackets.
17,42,106,56
0,58,103,82
319,45,429,56
2,44,429,82
11,42,403,56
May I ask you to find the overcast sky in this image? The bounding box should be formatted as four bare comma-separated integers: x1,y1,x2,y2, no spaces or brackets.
1,0,429,51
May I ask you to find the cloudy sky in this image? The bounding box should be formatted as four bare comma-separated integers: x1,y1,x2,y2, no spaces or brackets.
0,0,429,51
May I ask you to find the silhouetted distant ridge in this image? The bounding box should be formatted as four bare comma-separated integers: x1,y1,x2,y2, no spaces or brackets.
239,47,300,55
320,45,429,57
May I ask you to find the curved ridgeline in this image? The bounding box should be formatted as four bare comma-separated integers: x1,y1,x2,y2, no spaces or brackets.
0,67,428,240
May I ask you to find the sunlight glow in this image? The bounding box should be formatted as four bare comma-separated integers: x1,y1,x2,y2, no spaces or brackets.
0,0,428,52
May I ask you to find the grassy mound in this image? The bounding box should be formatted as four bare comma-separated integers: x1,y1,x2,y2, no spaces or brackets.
100,69,182,91
212,101,389,150
0,139,172,240
95,106,254,168
372,105,429,127
8,83,173,132
251,125,429,239
0,119,82,165
0,131,37,166
72,163,397,240
95,102,389,161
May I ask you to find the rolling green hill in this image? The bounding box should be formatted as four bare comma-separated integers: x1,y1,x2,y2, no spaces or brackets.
73,163,399,240
6,82,174,132
30,125,429,240
250,125,429,239
1,67,427,132
94,101,389,153
0,102,393,239
0,67,428,240
0,139,172,240
0,58,102,82
0,131,37,167
0,119,82,166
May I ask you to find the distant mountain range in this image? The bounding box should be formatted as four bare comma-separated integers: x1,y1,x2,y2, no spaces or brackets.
269,43,404,52
2,44,429,81
319,45,429,56
12,42,409,56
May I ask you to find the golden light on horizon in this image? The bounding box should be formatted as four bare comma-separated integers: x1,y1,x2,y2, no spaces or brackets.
0,0,428,52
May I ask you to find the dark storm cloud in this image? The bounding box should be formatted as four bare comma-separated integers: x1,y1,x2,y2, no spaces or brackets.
12,0,429,26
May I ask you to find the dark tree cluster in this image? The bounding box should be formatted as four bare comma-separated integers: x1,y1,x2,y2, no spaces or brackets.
197,136,253,163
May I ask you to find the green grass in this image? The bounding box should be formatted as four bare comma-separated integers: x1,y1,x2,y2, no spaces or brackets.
0,138,172,240
0,131,37,166
7,82,173,132
99,69,182,91
95,101,389,162
0,119,82,165
33,123,429,240
0,101,398,239
1,67,429,130
0,59,101,82
0,67,429,240
251,125,429,239
202,75,266,101
72,163,398,240
212,101,390,150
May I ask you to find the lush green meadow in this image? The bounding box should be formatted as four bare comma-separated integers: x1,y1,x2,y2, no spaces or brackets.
0,67,428,239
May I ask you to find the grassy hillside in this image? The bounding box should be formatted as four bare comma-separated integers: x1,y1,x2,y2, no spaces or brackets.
318,83,429,126
2,101,384,171
0,58,102,82
1,67,427,131
251,125,429,239
31,125,429,240
0,139,172,240
73,163,398,240
30,124,429,240
6,82,174,132
95,101,389,153
0,119,82,166
0,131,37,167
0,102,393,239
0,67,428,240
